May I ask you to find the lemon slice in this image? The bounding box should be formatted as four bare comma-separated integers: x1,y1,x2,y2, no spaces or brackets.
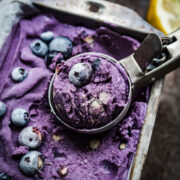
147,0,180,34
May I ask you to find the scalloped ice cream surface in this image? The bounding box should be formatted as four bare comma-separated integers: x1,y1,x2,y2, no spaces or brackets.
0,11,149,180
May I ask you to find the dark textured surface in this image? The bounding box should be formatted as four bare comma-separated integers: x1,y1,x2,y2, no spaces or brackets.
106,0,180,180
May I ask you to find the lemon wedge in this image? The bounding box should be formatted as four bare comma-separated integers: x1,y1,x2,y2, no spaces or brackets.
147,0,180,34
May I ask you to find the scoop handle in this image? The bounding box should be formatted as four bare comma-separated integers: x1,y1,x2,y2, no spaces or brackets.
134,33,162,71
135,28,180,87
120,28,180,88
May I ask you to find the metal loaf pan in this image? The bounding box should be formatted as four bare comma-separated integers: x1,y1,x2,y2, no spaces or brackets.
0,0,164,179
32,0,164,180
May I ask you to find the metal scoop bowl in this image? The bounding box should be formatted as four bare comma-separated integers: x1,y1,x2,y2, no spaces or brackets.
48,29,180,134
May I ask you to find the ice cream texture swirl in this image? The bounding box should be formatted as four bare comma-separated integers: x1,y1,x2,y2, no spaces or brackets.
0,12,148,180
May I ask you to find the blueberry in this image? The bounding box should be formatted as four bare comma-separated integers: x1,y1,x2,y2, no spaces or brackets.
18,126,42,149
69,63,93,87
0,102,6,117
40,31,54,42
19,151,44,176
11,108,29,127
45,51,60,67
30,39,48,58
49,36,73,59
92,59,101,70
11,67,28,82
0,173,11,180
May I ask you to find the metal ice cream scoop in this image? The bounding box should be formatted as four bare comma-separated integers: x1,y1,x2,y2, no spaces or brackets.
48,28,180,134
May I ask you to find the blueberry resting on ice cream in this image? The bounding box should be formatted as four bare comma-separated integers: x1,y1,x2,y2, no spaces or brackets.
19,151,44,176
53,54,129,128
30,39,48,58
92,58,101,70
45,51,59,67
18,126,42,149
49,36,73,59
11,67,28,82
0,102,6,117
69,62,93,87
11,108,29,127
40,31,54,42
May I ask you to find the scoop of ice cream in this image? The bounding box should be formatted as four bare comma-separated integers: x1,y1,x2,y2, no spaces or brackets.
52,54,129,129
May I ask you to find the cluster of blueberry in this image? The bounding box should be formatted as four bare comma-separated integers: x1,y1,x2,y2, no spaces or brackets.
30,31,73,69
0,105,43,177
0,65,44,177
30,31,99,88
0,31,102,178
0,31,75,178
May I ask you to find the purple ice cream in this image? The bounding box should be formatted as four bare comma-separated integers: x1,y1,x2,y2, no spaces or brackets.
53,54,129,129
0,13,148,180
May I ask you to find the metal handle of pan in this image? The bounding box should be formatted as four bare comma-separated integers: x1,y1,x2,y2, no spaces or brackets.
120,28,180,88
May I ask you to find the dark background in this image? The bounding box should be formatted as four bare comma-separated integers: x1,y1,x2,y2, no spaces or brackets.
106,0,180,180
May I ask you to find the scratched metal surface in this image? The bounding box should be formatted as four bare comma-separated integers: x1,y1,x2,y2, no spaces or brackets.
0,0,164,180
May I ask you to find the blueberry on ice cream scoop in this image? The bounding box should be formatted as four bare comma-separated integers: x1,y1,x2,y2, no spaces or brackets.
69,63,93,87
18,126,42,149
19,151,43,176
49,36,73,59
0,102,6,117
40,31,54,42
92,59,101,70
30,39,48,57
0,172,11,180
11,108,29,127
11,67,28,82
